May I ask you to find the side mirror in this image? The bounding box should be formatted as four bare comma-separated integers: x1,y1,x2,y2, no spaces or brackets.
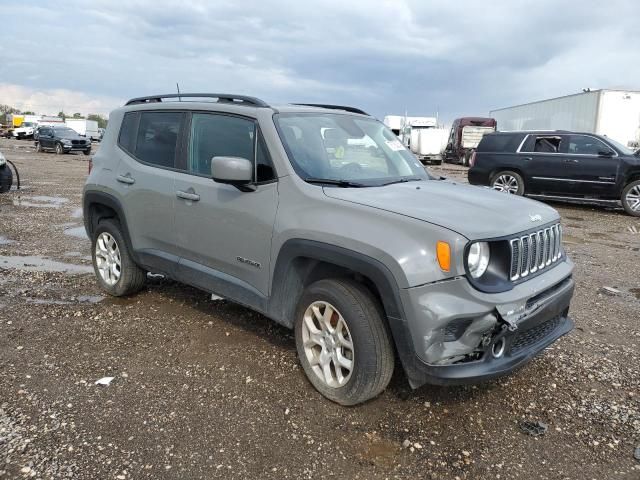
211,156,255,192
598,149,614,157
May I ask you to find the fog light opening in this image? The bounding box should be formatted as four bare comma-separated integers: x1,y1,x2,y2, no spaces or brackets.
491,338,506,359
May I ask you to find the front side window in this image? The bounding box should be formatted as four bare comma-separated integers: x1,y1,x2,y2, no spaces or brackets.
188,113,276,182
135,112,183,168
567,135,611,155
275,113,429,186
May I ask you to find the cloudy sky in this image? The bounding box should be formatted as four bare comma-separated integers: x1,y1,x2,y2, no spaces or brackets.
1,0,639,122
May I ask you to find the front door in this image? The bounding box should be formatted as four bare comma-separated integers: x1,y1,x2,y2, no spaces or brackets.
174,112,278,298
561,134,620,197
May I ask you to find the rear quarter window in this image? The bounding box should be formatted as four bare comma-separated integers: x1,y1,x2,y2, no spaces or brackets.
477,134,522,153
118,112,138,154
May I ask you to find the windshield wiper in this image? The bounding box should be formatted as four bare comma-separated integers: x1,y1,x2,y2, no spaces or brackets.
305,178,368,188
380,177,423,186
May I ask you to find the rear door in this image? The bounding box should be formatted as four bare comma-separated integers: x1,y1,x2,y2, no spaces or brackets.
561,134,620,197
520,134,576,194
113,110,186,273
173,112,278,297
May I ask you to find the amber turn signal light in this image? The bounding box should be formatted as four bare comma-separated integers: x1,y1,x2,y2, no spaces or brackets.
436,241,451,272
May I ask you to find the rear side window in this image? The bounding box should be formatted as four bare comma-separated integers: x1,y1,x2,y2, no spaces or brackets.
477,134,521,152
135,112,183,168
118,112,138,154
521,136,562,153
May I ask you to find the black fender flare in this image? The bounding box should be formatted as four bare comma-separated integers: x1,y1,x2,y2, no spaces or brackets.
83,191,138,263
268,239,424,385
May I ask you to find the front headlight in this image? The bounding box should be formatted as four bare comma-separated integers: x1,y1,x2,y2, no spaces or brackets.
62,139,71,144
467,241,490,278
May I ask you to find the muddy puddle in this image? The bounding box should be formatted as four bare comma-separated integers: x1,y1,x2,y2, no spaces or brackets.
26,294,104,305
0,236,15,245
0,255,93,274
13,195,69,208
63,225,88,239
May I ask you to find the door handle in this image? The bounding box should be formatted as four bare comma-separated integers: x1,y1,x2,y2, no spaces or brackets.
176,190,200,202
522,157,532,162
116,174,135,185
562,159,579,163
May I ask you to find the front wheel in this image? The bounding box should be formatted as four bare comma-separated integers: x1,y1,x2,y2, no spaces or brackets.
55,142,65,155
83,149,91,156
92,219,146,296
622,180,640,217
294,279,395,405
36,142,43,152
491,170,525,195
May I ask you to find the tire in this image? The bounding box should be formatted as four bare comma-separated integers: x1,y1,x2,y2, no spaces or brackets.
91,218,146,296
294,278,395,405
36,142,43,152
621,180,640,217
0,165,13,193
490,170,525,195
83,149,91,156
55,142,65,155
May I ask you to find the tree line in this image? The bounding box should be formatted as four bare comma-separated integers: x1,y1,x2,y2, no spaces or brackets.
0,104,108,128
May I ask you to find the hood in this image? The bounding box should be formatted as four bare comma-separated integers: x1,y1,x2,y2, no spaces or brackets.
322,180,559,240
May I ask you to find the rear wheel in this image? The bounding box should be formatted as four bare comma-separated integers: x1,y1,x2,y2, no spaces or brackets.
294,279,395,405
622,180,640,217
491,170,525,195
92,219,146,296
55,142,65,155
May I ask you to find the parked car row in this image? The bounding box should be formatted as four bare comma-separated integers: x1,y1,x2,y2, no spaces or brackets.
468,130,640,216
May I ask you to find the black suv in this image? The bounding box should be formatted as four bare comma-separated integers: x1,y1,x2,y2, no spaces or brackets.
468,131,640,216
35,126,92,155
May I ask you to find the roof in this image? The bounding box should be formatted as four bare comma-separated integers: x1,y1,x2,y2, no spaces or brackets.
491,88,640,113
123,93,369,116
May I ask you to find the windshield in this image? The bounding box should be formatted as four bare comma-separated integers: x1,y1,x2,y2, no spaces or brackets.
54,128,77,136
22,122,36,127
605,136,637,156
275,113,430,186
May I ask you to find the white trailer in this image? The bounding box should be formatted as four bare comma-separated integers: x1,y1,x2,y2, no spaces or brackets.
65,119,100,141
407,118,447,165
491,89,640,148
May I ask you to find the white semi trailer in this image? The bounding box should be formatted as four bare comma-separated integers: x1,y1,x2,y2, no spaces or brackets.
491,89,640,148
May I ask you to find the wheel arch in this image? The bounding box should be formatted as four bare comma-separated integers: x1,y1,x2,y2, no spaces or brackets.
268,239,405,329
83,191,138,263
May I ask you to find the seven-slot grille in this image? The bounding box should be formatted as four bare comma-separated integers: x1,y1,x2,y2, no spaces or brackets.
509,224,562,281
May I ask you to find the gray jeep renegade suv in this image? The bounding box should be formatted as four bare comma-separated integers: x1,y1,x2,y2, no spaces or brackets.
83,93,575,405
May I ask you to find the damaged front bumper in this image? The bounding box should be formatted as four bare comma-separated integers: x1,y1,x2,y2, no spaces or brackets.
395,259,575,388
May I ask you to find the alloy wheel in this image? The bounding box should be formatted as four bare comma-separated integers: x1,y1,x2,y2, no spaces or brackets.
95,232,122,286
493,174,519,194
626,185,640,211
301,301,354,388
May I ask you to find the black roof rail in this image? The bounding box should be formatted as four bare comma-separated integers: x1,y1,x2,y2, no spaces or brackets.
125,93,269,107
293,103,369,116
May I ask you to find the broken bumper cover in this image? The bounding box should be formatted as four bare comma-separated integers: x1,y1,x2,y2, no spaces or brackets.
395,260,575,388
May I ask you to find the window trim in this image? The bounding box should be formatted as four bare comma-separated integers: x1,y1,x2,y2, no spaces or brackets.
117,110,188,174
517,133,618,157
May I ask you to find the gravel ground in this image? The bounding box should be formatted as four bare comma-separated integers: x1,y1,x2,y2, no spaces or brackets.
0,138,639,479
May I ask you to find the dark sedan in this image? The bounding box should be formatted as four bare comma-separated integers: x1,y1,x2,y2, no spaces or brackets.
36,126,92,155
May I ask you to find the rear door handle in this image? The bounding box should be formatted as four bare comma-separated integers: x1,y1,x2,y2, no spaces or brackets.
176,190,200,202
563,159,579,163
116,174,135,184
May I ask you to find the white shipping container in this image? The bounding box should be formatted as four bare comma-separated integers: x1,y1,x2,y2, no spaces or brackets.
490,89,640,148
489,90,640,145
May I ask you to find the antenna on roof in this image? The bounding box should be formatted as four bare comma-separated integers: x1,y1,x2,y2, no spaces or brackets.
176,83,182,102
